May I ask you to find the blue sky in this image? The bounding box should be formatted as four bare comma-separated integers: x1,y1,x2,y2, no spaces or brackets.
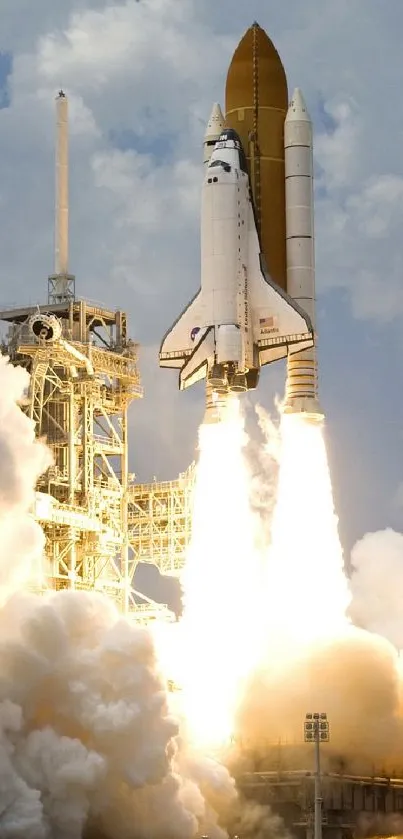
0,53,12,108
0,0,403,570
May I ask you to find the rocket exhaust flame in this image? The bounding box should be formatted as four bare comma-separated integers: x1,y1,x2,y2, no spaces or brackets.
178,397,263,750
264,412,350,651
234,411,403,779
162,406,352,756
203,381,233,425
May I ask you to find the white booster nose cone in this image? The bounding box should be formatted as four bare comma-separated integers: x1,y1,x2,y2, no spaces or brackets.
203,103,225,165
205,102,225,139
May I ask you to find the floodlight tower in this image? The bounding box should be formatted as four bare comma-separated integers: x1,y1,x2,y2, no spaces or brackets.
304,712,330,839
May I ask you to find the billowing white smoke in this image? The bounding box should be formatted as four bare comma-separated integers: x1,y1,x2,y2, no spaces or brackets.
0,356,51,597
0,357,245,839
0,589,239,838
349,528,403,650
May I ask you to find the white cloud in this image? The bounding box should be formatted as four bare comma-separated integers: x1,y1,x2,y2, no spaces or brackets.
316,170,403,321
315,98,360,190
349,529,403,650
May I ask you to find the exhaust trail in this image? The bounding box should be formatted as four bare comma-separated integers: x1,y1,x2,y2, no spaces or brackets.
178,397,264,751
263,412,350,650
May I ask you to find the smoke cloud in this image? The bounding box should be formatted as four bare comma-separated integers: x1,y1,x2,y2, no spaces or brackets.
349,528,403,649
235,624,403,776
0,355,51,598
0,353,258,839
226,799,291,839
0,585,244,838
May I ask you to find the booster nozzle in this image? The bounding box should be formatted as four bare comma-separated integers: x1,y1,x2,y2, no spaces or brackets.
282,397,324,423
284,353,324,422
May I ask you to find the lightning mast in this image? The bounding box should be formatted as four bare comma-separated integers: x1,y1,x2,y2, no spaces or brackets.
48,90,75,304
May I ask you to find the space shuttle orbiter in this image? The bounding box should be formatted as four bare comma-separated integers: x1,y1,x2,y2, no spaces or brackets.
159,126,313,397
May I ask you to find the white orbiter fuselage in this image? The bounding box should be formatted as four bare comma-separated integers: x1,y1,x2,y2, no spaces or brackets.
159,128,314,395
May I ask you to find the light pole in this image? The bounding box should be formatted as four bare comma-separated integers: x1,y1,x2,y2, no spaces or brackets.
304,712,330,839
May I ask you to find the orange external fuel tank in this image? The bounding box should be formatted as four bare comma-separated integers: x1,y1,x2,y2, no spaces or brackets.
225,22,288,291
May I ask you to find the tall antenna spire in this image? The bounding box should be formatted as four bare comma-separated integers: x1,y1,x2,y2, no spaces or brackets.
55,89,68,276
48,90,75,304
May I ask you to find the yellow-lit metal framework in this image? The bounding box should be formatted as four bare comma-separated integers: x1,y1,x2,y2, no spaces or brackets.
0,299,194,622
128,467,194,576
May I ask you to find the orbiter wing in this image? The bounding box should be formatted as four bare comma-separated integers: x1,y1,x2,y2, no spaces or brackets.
159,290,203,369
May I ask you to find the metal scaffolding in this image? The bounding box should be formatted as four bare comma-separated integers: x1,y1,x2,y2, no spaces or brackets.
1,298,194,620
128,466,195,576
238,769,403,839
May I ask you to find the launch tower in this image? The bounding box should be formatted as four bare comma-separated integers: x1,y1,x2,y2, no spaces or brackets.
0,91,192,620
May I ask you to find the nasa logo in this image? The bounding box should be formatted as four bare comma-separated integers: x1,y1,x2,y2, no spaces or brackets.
190,327,200,342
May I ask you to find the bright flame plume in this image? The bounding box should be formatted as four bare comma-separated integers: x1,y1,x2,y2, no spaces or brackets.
178,397,263,751
160,405,352,754
265,412,351,651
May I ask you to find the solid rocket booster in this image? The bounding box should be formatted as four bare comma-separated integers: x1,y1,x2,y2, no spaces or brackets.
283,89,322,418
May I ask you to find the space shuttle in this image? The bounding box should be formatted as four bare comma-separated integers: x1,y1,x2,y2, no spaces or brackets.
160,22,324,421
159,126,313,397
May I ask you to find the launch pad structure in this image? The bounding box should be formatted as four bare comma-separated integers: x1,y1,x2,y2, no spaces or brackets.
0,294,194,620
0,90,194,622
238,766,403,839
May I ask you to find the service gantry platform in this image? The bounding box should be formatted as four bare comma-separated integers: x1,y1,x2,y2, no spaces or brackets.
0,295,194,619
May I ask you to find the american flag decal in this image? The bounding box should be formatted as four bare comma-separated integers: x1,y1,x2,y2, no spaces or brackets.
259,316,275,328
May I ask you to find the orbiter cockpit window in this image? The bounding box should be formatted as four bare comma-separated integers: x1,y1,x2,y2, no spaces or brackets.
210,160,231,172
